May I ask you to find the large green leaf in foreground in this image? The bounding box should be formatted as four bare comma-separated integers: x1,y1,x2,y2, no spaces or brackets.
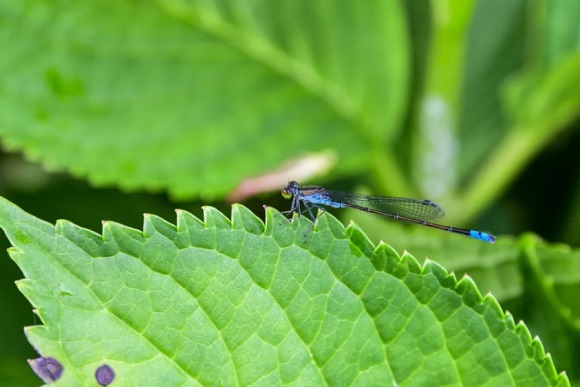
0,197,568,385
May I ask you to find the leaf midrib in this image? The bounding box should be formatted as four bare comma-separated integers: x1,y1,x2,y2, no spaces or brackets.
160,2,373,141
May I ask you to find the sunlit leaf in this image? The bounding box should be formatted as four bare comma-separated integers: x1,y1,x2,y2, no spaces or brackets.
0,197,568,385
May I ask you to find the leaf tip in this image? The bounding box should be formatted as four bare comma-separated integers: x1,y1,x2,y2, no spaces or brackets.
231,204,265,234
202,206,232,229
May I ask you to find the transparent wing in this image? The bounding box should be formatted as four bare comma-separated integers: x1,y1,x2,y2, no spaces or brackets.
326,191,445,221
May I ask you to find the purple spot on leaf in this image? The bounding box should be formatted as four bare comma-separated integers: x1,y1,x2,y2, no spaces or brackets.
95,364,115,386
28,357,63,383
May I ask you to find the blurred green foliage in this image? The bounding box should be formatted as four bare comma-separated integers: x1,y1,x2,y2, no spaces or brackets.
0,0,579,384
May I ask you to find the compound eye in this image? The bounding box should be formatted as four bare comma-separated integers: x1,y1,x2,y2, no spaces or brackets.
281,188,292,199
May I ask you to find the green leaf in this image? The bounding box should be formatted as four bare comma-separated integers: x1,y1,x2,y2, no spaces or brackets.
456,0,527,177
459,54,580,222
455,1,580,222
406,0,580,226
530,240,580,327
0,197,568,385
0,0,409,199
542,0,580,65
504,55,580,131
518,234,580,379
345,207,521,303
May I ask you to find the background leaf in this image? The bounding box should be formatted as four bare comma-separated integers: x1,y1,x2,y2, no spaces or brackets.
457,0,527,175
517,235,580,380
0,197,569,385
0,0,408,199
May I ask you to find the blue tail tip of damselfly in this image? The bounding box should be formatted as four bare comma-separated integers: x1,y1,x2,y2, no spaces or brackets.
470,230,496,243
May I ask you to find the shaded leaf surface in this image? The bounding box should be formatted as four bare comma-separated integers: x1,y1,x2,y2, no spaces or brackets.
518,235,580,381
457,0,527,176
0,197,568,385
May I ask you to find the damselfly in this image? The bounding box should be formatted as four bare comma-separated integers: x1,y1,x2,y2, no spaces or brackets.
281,181,496,243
